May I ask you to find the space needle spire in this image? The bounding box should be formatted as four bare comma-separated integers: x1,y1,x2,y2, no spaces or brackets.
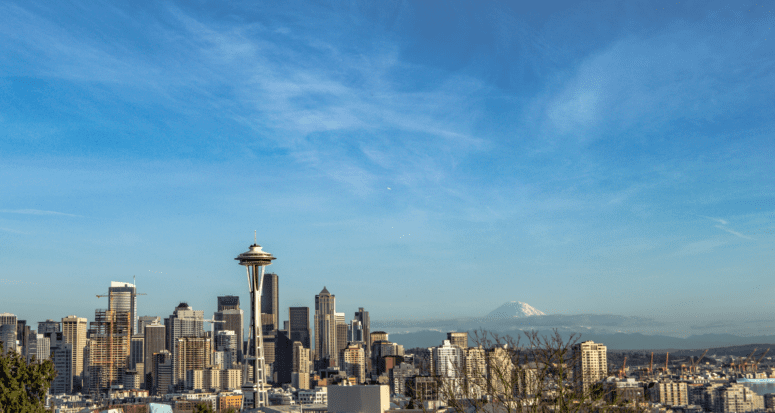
235,239,276,409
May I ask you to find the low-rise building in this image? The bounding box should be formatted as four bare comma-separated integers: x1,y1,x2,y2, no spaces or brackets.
327,385,389,413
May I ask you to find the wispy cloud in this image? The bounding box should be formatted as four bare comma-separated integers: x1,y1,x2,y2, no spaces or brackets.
0,209,81,217
0,227,27,234
700,216,728,225
715,225,754,240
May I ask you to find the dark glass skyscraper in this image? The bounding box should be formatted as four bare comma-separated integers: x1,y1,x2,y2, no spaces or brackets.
214,296,244,362
261,273,279,334
288,307,310,348
217,296,240,311
355,307,370,357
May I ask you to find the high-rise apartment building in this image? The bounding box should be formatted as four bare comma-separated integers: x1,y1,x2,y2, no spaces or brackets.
466,346,486,397
88,309,132,393
430,339,464,397
62,315,88,390
354,308,370,357
371,331,388,343
572,340,607,393
261,273,279,334
164,302,204,354
289,307,310,349
48,332,73,394
342,344,366,384
174,336,211,391
292,341,310,390
447,332,468,349
215,330,239,368
109,281,138,336
214,296,244,362
35,333,50,360
144,320,166,387
314,287,336,366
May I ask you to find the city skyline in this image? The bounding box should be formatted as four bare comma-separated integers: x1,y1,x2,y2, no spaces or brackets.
1,0,773,326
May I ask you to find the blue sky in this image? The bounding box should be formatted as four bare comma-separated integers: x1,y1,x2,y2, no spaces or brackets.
1,0,773,330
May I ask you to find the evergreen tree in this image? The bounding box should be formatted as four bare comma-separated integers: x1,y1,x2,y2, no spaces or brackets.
0,347,58,413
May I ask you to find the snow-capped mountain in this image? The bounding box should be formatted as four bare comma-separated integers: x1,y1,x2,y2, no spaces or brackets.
487,301,546,318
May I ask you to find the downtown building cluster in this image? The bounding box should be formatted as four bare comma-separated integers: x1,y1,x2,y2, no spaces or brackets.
5,282,775,412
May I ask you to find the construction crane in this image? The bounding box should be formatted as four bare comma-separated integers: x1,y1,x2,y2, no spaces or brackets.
649,352,654,378
691,349,709,373
754,348,770,372
742,348,758,372
203,317,226,336
619,356,628,378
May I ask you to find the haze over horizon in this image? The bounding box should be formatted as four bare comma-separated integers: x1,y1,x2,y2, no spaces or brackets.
1,1,773,331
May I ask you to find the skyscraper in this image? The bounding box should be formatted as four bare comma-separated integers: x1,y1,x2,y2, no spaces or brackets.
174,336,211,391
217,296,240,311
47,331,73,394
109,281,138,336
261,273,279,334
0,313,17,354
260,273,279,369
138,316,161,333
152,350,173,395
164,303,204,354
572,340,607,393
314,287,336,366
430,339,464,397
88,309,132,393
144,320,166,388
215,330,239,368
341,344,366,384
354,308,370,357
292,341,310,390
214,296,244,362
38,319,60,335
16,320,29,360
335,314,347,366
62,315,88,390
289,307,310,348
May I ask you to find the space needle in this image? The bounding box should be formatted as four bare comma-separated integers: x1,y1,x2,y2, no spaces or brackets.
235,235,276,409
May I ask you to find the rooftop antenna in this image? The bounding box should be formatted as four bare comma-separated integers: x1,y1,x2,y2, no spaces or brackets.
254,230,257,245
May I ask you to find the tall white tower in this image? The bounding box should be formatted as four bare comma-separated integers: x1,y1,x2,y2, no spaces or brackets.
235,240,276,409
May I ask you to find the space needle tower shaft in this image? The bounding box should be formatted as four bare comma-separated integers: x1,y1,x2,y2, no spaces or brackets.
235,237,276,409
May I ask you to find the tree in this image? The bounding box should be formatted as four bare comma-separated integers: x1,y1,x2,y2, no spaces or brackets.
424,330,646,413
192,402,214,413
0,348,58,413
